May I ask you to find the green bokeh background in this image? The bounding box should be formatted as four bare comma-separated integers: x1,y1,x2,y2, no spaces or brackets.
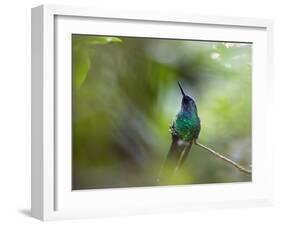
72,35,252,190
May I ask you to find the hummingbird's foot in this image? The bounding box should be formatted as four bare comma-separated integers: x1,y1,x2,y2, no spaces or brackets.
169,125,177,136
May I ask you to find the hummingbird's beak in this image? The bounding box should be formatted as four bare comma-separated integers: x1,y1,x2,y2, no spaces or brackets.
178,81,186,96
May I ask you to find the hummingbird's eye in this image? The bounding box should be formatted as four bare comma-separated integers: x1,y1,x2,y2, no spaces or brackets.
183,96,189,102
182,95,193,105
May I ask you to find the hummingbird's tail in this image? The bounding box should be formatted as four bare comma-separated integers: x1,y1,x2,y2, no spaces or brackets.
157,135,193,184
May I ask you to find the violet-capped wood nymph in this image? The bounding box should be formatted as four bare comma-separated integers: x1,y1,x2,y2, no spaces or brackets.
159,82,201,183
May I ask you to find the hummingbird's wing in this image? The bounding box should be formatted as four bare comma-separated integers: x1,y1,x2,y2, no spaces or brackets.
158,131,193,184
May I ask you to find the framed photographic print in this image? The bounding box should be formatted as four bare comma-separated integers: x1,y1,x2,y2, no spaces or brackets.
31,4,274,221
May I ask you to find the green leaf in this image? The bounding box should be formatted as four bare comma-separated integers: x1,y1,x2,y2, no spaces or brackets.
73,36,122,47
73,46,90,90
72,36,122,89
88,36,122,45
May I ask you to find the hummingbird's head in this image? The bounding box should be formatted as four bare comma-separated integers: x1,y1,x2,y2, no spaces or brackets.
178,81,194,108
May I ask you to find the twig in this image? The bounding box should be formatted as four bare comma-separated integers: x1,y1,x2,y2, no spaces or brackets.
194,140,252,175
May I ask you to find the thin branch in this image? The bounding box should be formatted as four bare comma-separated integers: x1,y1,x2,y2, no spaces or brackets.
194,140,252,175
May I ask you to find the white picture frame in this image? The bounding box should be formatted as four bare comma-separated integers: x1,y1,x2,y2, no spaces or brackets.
31,4,274,221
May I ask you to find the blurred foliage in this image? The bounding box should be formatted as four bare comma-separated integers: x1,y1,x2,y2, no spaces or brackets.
72,35,252,189
72,36,122,89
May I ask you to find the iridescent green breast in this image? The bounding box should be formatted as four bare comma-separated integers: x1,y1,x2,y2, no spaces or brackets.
174,111,200,141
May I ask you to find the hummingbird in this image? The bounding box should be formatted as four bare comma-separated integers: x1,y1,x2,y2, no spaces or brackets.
158,82,201,183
